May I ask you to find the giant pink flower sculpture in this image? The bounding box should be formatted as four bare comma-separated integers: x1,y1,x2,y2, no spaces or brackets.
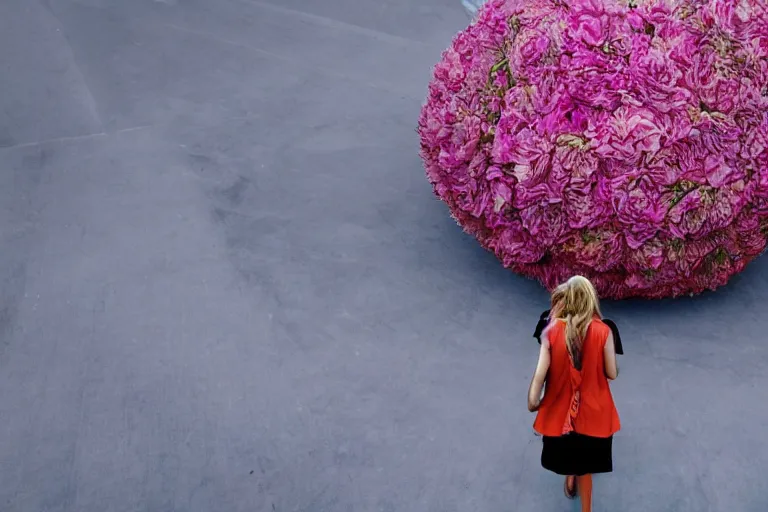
419,0,768,299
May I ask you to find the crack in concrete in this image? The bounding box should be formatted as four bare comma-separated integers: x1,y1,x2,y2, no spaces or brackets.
38,0,105,133
0,125,152,151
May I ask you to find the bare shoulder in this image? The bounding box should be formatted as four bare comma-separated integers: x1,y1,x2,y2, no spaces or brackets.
540,331,551,349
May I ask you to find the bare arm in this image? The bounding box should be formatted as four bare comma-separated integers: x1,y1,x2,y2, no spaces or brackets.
604,330,619,380
527,333,551,412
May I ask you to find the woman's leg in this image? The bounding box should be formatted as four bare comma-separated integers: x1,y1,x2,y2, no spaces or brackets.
564,475,576,498
577,474,592,512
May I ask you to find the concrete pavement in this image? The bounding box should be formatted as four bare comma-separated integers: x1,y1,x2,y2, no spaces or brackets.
1,1,766,510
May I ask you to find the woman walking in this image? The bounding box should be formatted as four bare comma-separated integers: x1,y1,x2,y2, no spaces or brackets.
527,276,620,511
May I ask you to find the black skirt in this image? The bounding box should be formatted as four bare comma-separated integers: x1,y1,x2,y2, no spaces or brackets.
541,433,613,476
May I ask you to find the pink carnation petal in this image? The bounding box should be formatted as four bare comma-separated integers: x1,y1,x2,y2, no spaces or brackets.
419,0,768,299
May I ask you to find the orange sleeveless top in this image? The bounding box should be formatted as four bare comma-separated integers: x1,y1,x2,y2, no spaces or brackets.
533,318,620,438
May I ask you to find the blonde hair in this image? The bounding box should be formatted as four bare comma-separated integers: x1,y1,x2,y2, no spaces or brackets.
554,276,601,370
550,283,567,310
549,283,567,320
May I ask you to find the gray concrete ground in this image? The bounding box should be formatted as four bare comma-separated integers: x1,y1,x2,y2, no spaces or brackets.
0,1,766,511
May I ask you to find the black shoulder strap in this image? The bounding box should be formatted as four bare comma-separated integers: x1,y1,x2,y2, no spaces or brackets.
535,313,624,355
602,318,624,355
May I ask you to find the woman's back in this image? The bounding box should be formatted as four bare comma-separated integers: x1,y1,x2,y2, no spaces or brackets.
527,276,619,510
533,319,620,438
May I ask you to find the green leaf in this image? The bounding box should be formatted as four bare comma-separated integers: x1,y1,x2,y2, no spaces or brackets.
490,58,509,74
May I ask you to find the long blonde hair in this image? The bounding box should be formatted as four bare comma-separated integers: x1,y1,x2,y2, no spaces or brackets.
550,283,567,317
554,276,601,370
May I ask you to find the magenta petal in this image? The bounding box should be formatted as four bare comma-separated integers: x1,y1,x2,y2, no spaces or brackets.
419,0,768,299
